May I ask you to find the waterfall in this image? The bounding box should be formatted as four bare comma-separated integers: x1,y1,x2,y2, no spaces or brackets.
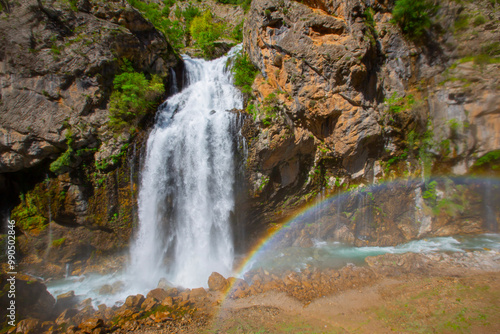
129,46,243,289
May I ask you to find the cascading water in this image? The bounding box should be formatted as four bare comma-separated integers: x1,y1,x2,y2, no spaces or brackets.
129,46,243,289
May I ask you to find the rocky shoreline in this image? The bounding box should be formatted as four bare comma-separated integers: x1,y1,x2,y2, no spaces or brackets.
3,248,499,333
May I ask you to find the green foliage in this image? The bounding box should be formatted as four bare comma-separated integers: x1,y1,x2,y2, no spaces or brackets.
11,192,48,231
63,0,78,11
109,59,165,131
384,92,415,114
126,0,185,48
217,0,252,11
50,131,75,174
472,15,486,27
231,51,259,93
258,175,270,191
190,11,223,58
423,180,437,204
231,20,244,42
50,148,73,174
50,35,61,55
473,150,500,170
363,7,377,46
95,144,130,171
482,42,500,57
383,150,408,173
454,13,469,32
391,0,436,39
246,102,258,120
52,237,66,247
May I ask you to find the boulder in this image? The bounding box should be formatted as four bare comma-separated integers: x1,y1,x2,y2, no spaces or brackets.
15,319,41,334
55,308,78,326
208,272,228,291
54,290,77,315
140,297,158,312
124,294,145,309
146,288,169,302
190,287,208,299
98,284,113,295
157,278,173,290
78,318,104,331
161,296,174,307
0,275,55,321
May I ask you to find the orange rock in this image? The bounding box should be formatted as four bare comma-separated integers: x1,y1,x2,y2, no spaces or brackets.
146,288,169,302
208,272,228,291
161,296,174,307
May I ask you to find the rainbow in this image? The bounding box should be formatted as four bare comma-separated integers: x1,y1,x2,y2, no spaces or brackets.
220,176,500,301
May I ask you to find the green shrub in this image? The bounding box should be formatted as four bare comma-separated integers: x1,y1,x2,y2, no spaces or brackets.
109,59,165,131
454,13,469,32
482,42,500,56
190,10,223,58
50,131,75,174
391,0,436,38
127,0,185,48
231,20,244,42
473,15,486,27
217,0,252,12
50,148,74,174
473,150,500,169
231,51,259,93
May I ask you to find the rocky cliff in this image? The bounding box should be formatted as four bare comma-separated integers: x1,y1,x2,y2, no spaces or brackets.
0,0,181,276
241,0,500,236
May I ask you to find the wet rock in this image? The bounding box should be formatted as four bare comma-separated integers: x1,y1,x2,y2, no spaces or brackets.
141,297,158,312
157,278,174,290
146,288,169,302
79,298,93,308
208,272,228,291
124,294,145,309
0,275,55,321
111,281,125,294
54,290,77,315
55,308,78,326
15,319,41,334
98,285,113,295
78,318,104,331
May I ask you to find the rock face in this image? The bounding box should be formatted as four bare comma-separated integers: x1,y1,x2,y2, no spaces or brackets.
0,274,55,321
241,0,500,233
0,0,182,277
0,0,179,174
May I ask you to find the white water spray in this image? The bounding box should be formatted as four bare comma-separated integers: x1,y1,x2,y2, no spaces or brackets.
129,46,243,289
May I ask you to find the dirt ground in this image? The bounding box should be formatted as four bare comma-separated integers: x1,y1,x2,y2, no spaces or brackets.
202,272,500,334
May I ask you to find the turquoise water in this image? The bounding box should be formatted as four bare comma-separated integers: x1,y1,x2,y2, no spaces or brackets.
243,234,500,272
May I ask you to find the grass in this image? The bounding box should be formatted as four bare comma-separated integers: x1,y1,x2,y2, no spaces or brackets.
372,278,499,333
